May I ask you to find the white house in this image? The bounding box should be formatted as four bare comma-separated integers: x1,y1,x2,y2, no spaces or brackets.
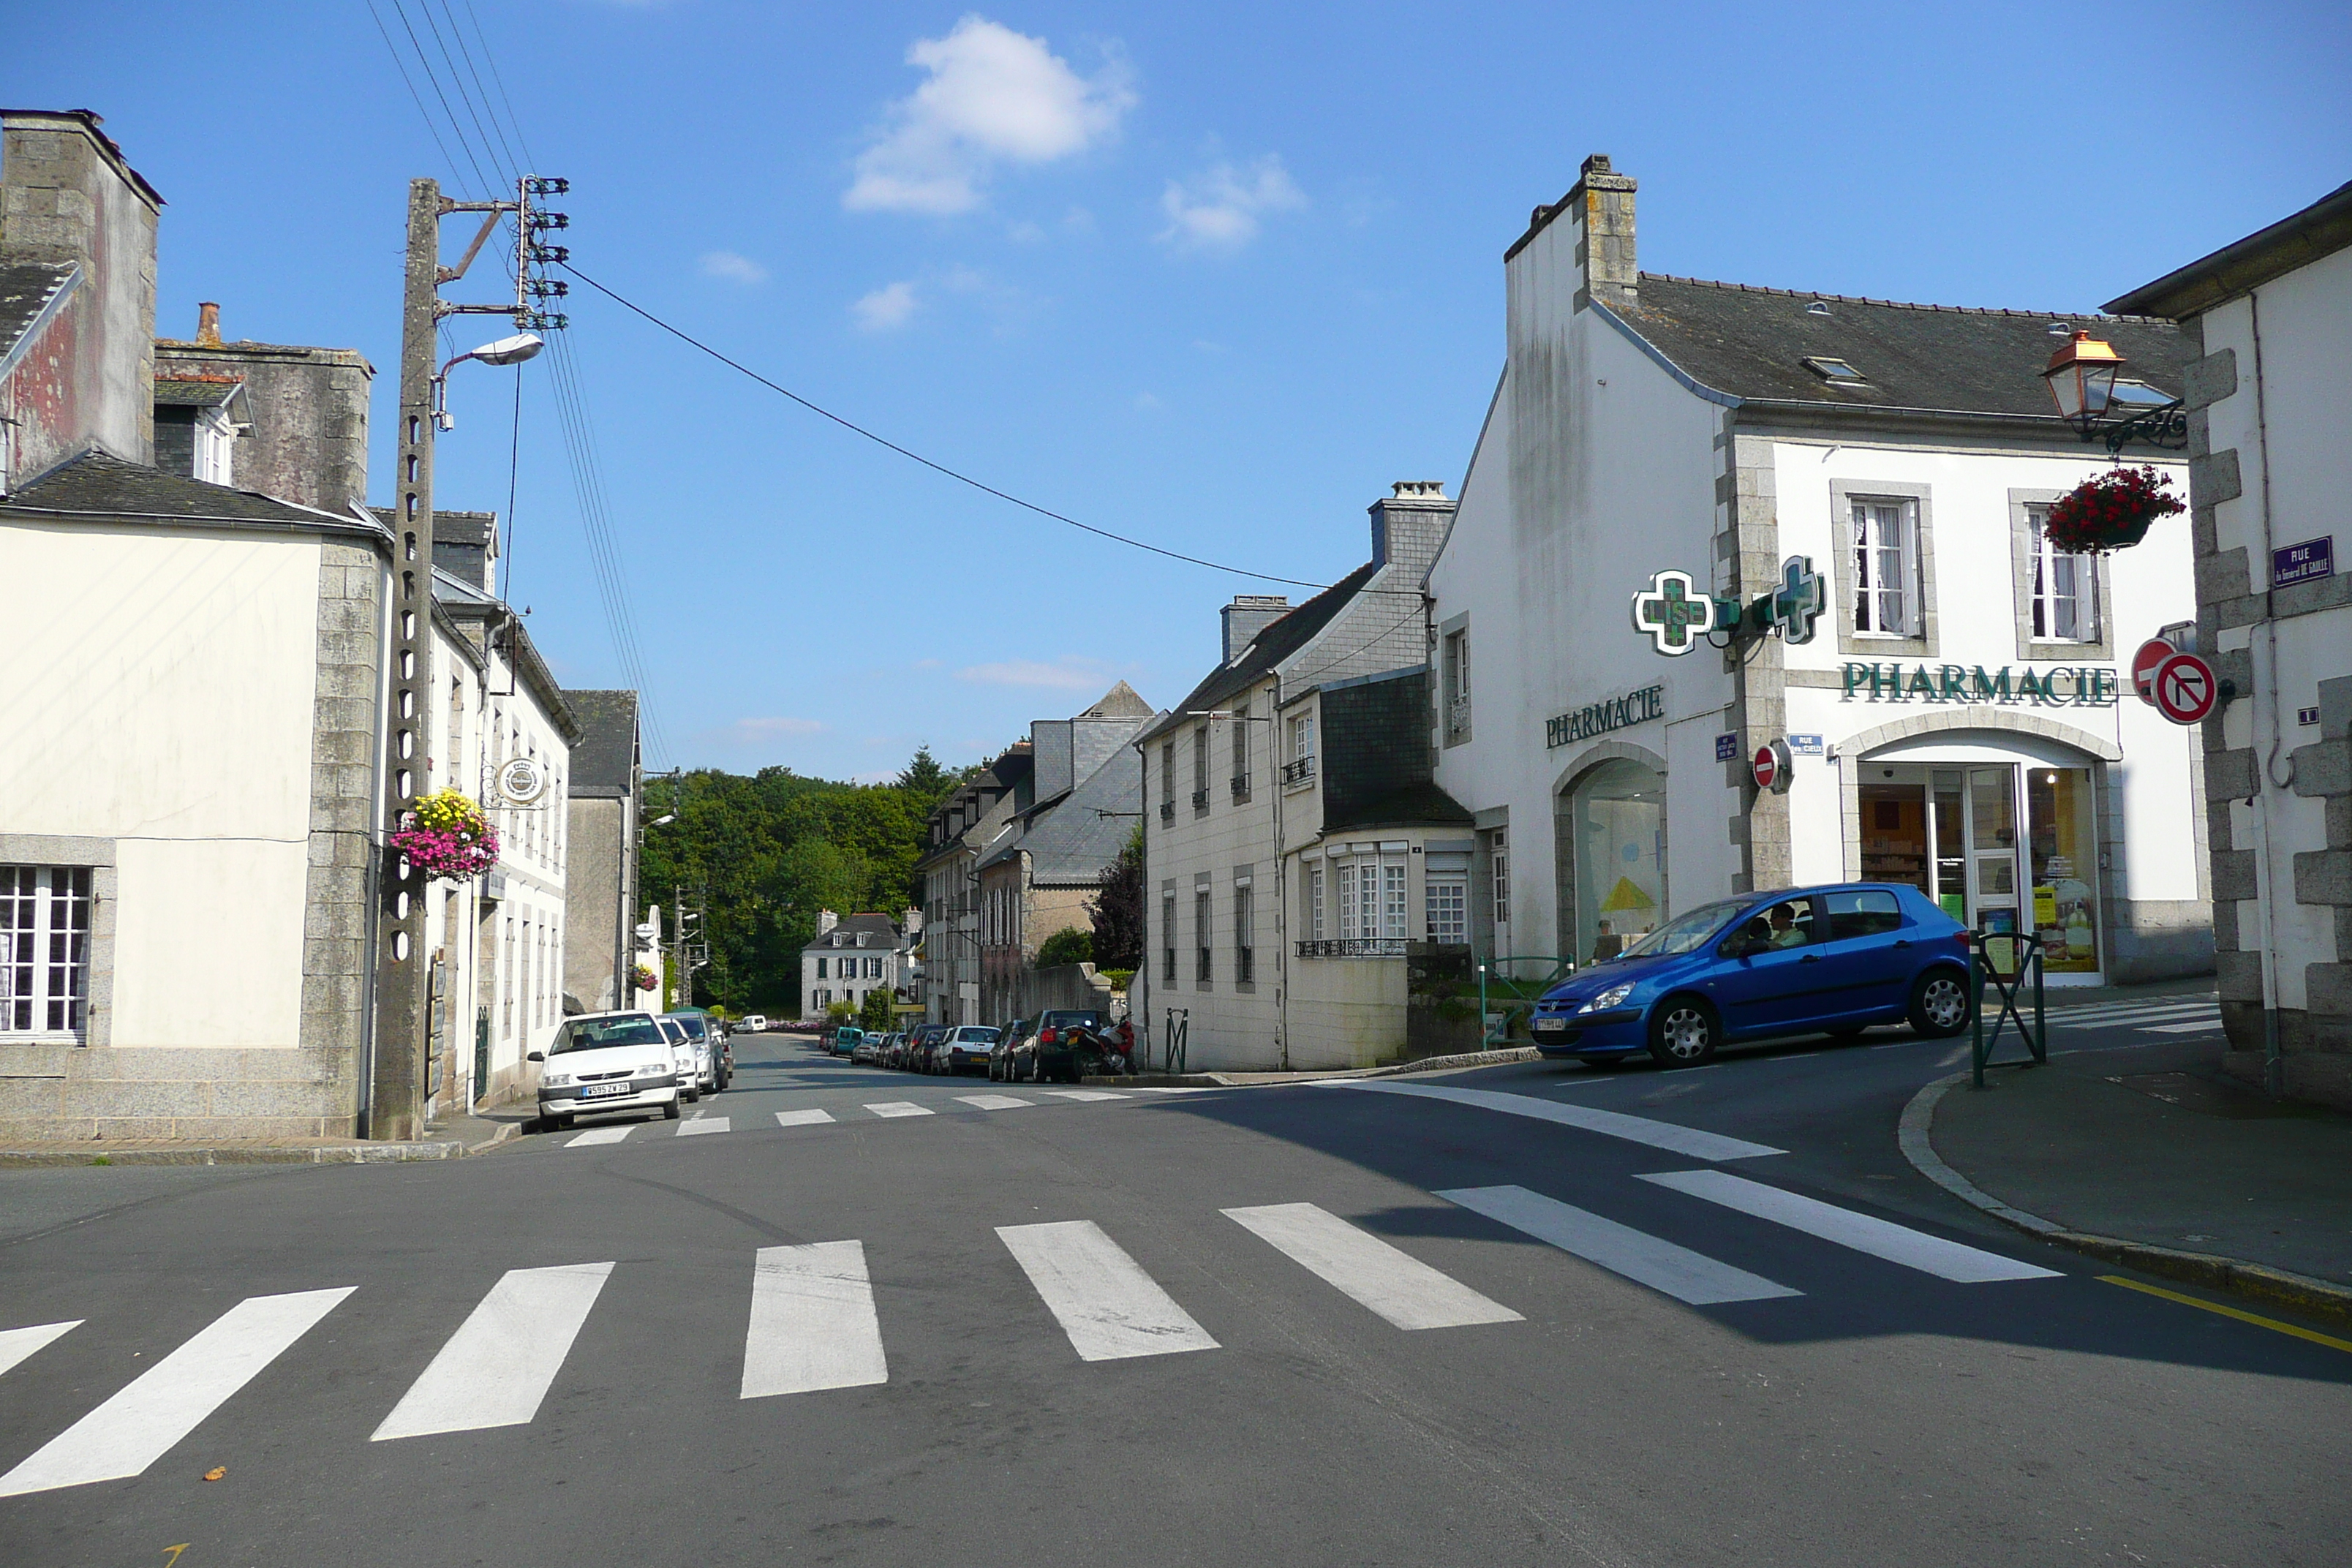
2110,179,2352,1103
802,910,919,1019
1427,156,2210,992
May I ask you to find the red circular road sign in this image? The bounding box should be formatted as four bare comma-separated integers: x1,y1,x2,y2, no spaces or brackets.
2152,650,2218,725
1753,743,1786,792
2131,637,2178,704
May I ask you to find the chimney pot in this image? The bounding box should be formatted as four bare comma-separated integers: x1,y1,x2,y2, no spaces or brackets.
1221,595,1292,664
195,301,222,347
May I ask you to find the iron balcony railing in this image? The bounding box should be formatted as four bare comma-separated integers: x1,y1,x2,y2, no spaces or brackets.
1158,800,1175,821
1229,774,1251,799
1280,755,1316,785
1191,788,1210,809
1295,937,1409,959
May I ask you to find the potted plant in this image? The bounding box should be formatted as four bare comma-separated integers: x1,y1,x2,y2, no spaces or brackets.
632,965,658,995
390,790,500,882
2043,464,2185,554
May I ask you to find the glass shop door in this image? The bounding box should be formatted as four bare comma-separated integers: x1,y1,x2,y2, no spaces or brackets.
1858,764,2021,932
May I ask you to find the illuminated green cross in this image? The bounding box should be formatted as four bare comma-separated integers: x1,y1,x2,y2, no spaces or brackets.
1772,555,1826,644
1632,570,1715,655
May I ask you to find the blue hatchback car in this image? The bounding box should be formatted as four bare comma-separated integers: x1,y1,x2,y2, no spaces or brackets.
1530,883,1973,1068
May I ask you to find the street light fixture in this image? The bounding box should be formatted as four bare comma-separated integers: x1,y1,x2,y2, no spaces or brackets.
2039,329,2186,453
432,331,545,430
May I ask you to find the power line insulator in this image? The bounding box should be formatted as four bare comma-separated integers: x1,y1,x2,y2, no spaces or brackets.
528,244,570,265
528,211,569,231
524,176,570,195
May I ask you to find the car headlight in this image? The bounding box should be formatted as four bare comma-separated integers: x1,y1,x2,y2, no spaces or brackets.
1580,984,1635,1013
636,1064,666,1077
543,1071,572,1088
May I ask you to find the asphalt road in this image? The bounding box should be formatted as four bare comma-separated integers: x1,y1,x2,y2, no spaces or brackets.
4,998,2346,1567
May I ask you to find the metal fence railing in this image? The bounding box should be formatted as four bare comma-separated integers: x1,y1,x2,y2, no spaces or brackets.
1477,954,1575,1045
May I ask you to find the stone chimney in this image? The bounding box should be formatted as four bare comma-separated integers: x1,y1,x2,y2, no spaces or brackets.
903,905,923,938
816,908,839,936
1369,480,1455,578
195,301,223,347
1222,596,1292,663
1570,153,1637,312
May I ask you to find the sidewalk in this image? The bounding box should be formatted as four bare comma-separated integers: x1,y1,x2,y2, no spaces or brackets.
1903,1030,2352,1322
0,1107,531,1168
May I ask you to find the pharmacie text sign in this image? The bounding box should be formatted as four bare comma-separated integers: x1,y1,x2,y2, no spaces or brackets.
1841,663,2119,706
1547,684,1665,748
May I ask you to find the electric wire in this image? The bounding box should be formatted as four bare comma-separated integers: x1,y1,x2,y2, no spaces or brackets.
383,0,498,195
500,358,523,602
362,0,463,181
558,263,1332,592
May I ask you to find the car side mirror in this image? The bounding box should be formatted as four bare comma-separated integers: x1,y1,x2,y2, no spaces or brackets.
527,1050,544,1063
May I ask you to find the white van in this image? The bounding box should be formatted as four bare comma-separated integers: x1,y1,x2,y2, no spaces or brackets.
741,1015,769,1034
533,1011,684,1130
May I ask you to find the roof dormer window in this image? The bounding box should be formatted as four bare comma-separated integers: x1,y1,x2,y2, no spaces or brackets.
1802,356,1868,385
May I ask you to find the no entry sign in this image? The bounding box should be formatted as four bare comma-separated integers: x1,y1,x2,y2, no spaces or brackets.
2152,650,2218,725
2131,637,2178,704
1752,739,1793,794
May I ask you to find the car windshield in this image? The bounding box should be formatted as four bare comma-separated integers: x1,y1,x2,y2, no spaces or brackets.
551,1015,664,1055
1621,900,1749,958
956,1027,1000,1043
1042,1011,1101,1030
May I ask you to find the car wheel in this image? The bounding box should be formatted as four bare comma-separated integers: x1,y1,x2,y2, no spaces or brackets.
683,1087,701,1104
1908,970,1973,1038
1647,998,1719,1068
663,1100,682,1120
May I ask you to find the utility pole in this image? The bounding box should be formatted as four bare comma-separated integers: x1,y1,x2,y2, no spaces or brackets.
671,883,706,1011
367,173,567,1139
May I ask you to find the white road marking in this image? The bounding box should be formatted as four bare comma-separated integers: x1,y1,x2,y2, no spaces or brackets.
371,1263,614,1441
862,1102,933,1118
1437,1186,1800,1306
0,1288,353,1497
956,1094,1033,1111
2051,1003,2217,1027
1043,1090,1128,1101
1224,1203,1522,1330
996,1221,1220,1361
565,1126,633,1147
678,1115,731,1136
1328,1080,1784,1162
0,1320,80,1379
2141,1019,2226,1034
774,1109,834,1128
1637,1169,2062,1282
741,1241,889,1398
1125,1086,1224,1094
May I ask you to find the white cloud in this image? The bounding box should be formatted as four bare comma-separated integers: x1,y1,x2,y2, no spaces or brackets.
845,16,1135,215
853,280,921,331
1158,156,1305,252
956,658,1107,691
700,249,769,284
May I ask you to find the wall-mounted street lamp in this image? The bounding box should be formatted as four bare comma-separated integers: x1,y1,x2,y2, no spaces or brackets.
432,331,544,431
2040,329,2187,454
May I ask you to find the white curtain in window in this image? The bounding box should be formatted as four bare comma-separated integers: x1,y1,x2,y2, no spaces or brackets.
1852,500,1916,635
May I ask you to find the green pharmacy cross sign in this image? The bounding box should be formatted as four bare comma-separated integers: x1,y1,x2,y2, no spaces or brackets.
1631,557,1826,657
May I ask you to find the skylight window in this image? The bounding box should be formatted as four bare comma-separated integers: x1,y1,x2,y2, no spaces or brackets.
1803,356,1868,385
2108,378,2175,408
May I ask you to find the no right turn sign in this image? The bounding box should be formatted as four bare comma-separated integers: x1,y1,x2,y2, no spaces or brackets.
2152,650,2218,725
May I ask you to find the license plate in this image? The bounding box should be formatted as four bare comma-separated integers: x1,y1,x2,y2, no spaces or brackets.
582,1082,633,1098
1531,1019,1567,1034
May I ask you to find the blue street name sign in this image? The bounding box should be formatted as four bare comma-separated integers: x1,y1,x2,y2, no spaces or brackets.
2273,537,2334,589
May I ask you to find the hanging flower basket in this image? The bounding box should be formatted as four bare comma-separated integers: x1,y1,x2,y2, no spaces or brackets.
2043,464,2185,554
632,965,658,994
391,790,500,882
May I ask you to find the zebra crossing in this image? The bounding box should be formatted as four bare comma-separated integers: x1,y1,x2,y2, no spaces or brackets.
2046,997,2222,1036
565,1088,1161,1146
0,1176,2066,1498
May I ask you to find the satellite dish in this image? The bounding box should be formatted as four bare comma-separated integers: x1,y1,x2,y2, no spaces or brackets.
497,755,549,806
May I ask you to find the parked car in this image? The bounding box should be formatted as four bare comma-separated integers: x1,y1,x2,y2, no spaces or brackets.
655,1015,705,1102
739,1014,769,1034
532,1011,683,1130
1529,883,1973,1068
988,1017,1038,1082
935,1024,1000,1076
666,1010,728,1093
1029,1010,1106,1083
902,1022,946,1072
851,1036,884,1066
829,1025,864,1057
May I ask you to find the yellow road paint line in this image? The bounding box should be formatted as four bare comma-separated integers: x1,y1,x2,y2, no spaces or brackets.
2098,1275,2352,1354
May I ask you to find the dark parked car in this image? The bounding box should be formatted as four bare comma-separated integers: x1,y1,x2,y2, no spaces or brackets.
987,1017,1037,1082
903,1022,947,1072
1031,1010,1104,1083
1529,883,1972,1068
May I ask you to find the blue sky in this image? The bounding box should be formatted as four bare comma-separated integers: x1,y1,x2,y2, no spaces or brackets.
15,1,2348,778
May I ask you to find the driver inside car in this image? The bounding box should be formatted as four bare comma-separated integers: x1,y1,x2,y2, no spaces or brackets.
1767,902,1810,947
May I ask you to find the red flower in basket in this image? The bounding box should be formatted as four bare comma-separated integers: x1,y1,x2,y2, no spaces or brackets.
2043,464,2184,555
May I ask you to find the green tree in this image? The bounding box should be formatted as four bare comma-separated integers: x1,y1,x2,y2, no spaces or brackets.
1088,824,1145,970
825,999,854,1025
1036,926,1093,968
859,987,897,1031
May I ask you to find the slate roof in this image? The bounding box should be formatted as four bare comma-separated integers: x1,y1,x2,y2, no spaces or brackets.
0,447,370,531
979,743,1142,887
565,691,641,796
802,913,905,956
0,260,76,369
1079,679,1154,720
152,375,243,408
1137,561,1380,747
1323,780,1474,835
1616,274,2188,418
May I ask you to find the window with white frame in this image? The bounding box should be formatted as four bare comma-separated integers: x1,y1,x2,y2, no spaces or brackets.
1382,864,1407,940
0,867,91,1034
1195,887,1213,982
1289,712,1315,762
2028,505,2099,642
1305,864,1325,941
1426,872,1466,945
1234,879,1254,983
1443,627,1471,741
1851,498,1920,636
1335,861,1359,940
1490,829,1511,926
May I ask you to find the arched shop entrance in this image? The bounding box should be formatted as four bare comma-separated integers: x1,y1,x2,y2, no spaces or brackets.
1556,753,1667,965
1851,736,2108,980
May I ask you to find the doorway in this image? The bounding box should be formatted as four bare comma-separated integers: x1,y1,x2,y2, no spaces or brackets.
1855,760,2101,977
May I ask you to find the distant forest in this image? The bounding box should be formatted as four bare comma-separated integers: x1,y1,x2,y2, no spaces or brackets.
638,747,966,1014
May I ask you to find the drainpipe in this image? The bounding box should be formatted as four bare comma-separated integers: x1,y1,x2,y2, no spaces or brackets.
2244,290,2289,1097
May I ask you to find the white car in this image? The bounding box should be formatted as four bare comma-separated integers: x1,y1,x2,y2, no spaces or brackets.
741,1014,768,1034
533,1011,684,1130
657,1015,706,1102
